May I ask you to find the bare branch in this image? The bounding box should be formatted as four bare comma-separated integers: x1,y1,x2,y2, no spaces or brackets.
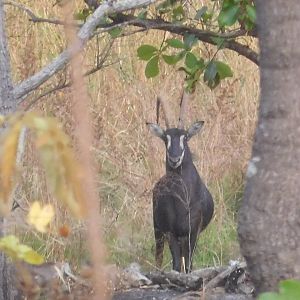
4,1,77,26
24,42,116,111
13,0,159,101
24,64,115,111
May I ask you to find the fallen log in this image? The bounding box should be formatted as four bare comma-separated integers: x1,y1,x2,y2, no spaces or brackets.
147,266,227,290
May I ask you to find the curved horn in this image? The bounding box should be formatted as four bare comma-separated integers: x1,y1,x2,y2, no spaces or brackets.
178,90,190,129
157,95,171,128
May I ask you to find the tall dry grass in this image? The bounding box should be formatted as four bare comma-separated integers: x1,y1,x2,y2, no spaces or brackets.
5,0,259,270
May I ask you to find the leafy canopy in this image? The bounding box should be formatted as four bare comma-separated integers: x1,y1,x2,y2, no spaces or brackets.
135,0,256,90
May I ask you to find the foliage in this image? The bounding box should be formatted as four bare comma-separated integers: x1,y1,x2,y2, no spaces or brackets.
0,235,43,265
136,0,256,90
259,280,300,300
0,112,86,264
0,112,85,217
137,34,234,90
137,36,233,91
218,0,256,30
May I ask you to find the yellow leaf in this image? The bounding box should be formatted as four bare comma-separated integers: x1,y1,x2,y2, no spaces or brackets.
27,201,54,233
0,235,44,265
21,247,44,265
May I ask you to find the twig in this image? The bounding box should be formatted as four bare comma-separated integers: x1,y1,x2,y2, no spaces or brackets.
109,15,259,65
23,42,116,111
4,0,78,26
13,0,159,101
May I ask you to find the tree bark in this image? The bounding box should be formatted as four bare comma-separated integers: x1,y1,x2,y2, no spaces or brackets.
238,0,300,294
0,1,21,299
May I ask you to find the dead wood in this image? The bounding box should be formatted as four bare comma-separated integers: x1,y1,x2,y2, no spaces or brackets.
13,261,254,299
205,262,247,290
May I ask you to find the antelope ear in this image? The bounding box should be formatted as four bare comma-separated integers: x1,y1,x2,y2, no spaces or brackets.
146,123,165,139
187,121,204,140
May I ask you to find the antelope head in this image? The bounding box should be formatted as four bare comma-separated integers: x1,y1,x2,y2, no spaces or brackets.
147,91,204,169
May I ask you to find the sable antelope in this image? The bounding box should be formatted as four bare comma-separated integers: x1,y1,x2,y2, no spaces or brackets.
147,91,214,273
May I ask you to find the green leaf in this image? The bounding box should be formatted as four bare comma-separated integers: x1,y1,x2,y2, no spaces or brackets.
222,0,235,10
183,34,198,50
280,280,300,298
166,38,185,49
195,6,208,20
108,27,122,38
204,61,221,89
244,19,255,31
258,280,300,300
137,45,158,61
145,55,159,78
258,293,283,300
162,54,179,65
185,52,198,69
204,62,217,82
215,61,233,79
172,5,185,20
246,4,256,23
218,5,240,27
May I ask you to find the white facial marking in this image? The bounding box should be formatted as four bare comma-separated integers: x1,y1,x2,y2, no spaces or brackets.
166,135,171,149
180,135,185,150
176,151,184,168
173,150,185,168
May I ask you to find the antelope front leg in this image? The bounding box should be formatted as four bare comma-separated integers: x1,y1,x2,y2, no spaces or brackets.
182,230,198,273
154,229,164,269
168,233,181,272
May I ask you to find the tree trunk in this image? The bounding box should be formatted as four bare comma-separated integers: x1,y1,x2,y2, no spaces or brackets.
238,0,300,294
0,1,21,299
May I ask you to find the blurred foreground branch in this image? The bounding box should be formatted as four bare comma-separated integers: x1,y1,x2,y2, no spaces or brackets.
13,0,159,101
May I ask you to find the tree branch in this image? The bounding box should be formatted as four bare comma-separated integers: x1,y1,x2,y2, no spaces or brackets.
109,15,259,65
13,0,159,101
23,41,116,111
12,0,258,102
4,1,77,26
